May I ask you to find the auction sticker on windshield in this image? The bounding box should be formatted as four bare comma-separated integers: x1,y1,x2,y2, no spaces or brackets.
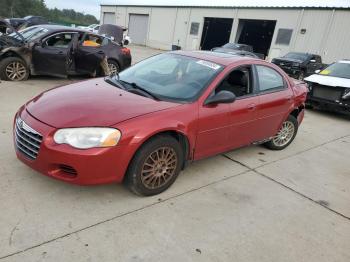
196,60,221,70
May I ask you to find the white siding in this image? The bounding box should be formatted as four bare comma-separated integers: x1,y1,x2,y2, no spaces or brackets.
101,5,350,63
322,10,350,63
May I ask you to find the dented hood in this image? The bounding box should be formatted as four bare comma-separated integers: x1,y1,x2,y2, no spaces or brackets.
98,24,123,43
0,19,25,44
304,74,350,88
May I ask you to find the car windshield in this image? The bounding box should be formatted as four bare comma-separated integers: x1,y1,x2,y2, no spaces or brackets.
8,26,48,41
284,52,309,61
319,62,350,79
108,53,223,102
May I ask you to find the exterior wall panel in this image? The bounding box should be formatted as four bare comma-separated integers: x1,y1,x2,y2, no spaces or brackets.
101,5,350,63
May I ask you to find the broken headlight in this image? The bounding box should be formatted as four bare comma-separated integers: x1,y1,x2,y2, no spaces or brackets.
342,89,350,100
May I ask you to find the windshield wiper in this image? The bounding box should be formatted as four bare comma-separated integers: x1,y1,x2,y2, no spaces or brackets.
120,80,160,100
104,76,126,90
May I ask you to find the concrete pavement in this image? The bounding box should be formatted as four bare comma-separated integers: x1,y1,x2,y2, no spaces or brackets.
0,45,349,261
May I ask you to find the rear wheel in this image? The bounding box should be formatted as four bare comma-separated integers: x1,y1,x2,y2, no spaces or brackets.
125,135,183,196
107,60,120,76
264,115,298,150
0,57,29,81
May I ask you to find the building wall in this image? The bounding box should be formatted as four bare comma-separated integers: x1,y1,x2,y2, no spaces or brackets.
100,5,350,63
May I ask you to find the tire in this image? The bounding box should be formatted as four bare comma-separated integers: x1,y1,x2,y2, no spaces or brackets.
107,60,120,76
0,57,29,81
125,135,184,196
264,115,298,150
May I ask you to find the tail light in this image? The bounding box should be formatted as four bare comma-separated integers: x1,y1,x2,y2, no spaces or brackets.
121,47,130,56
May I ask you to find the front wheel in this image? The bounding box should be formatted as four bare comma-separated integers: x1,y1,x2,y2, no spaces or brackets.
264,115,298,150
125,135,184,196
0,57,29,81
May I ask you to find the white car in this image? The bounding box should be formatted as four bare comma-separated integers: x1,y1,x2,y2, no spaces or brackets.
304,60,350,114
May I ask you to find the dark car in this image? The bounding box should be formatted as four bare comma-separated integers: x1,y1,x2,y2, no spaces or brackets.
0,22,131,81
272,52,324,80
5,16,48,30
213,43,254,52
304,60,350,115
212,48,260,59
14,51,307,195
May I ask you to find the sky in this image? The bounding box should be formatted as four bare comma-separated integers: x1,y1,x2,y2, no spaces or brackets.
45,0,115,19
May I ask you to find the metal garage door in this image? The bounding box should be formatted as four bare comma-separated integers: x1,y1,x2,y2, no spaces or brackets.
103,12,115,24
128,14,149,45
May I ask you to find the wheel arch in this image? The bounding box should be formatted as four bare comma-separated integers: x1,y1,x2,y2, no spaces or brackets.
123,129,192,183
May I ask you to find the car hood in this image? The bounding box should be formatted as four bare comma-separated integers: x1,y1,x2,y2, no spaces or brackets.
26,78,179,128
274,57,304,63
304,74,350,88
0,19,24,44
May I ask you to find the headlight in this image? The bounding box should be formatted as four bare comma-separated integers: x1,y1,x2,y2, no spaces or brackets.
292,62,300,67
342,89,350,100
54,128,121,149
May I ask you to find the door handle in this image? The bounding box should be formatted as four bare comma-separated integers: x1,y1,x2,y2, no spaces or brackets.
57,51,64,55
97,51,104,54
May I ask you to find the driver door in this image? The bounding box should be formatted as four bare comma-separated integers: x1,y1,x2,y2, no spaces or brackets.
32,32,75,77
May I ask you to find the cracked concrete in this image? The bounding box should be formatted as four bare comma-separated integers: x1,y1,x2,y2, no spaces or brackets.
0,45,350,261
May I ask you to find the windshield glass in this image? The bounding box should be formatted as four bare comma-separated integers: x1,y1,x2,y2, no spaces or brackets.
8,26,48,41
319,62,350,79
111,53,223,102
284,52,309,61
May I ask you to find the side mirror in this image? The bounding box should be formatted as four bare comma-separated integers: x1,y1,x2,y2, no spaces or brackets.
310,59,316,63
315,69,321,74
123,39,129,46
204,91,236,106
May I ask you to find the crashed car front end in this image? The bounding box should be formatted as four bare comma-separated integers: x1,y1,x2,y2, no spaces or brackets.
305,67,350,115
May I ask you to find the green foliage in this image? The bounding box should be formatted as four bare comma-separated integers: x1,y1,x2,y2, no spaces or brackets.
0,0,98,26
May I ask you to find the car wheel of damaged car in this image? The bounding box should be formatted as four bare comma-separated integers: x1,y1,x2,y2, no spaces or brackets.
125,135,183,196
0,57,29,81
265,115,298,150
108,60,120,76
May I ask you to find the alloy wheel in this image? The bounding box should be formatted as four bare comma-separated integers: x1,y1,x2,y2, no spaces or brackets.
141,147,178,189
272,121,295,147
5,62,27,81
108,63,118,76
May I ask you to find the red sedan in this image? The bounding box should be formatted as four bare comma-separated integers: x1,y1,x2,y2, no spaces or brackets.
14,51,307,195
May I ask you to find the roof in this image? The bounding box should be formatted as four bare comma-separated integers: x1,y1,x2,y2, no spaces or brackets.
101,0,350,9
171,50,259,66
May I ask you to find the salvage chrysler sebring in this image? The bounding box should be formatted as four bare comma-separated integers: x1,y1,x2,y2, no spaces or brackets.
14,51,307,196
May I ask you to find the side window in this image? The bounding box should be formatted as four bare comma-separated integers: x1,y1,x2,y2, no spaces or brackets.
215,66,253,97
45,33,74,48
256,65,285,92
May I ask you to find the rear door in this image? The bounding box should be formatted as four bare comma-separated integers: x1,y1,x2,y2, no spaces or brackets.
32,32,75,77
254,65,294,140
75,33,105,74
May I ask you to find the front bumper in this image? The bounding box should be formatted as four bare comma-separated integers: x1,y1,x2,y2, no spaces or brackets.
14,109,138,185
307,96,350,115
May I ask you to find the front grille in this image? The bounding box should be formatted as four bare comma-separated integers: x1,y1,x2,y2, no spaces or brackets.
14,117,42,160
312,84,342,101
